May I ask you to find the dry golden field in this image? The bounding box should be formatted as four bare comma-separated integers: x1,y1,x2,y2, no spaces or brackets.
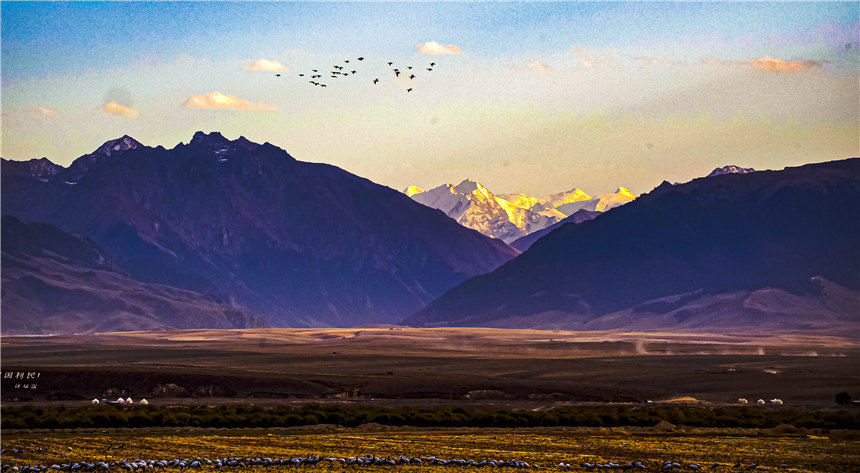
1,428,858,473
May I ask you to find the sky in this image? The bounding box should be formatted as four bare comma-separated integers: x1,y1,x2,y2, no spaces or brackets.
2,1,858,197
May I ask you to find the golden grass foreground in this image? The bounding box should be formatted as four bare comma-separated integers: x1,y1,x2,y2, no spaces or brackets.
2,428,858,473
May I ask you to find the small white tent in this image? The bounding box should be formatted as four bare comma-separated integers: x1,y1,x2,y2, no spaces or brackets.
139,399,149,405
91,399,100,404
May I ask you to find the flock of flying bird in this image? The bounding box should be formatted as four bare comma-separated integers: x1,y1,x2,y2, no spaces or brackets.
275,57,438,92
0,451,793,473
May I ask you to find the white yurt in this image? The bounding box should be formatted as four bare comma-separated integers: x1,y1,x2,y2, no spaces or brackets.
771,398,783,405
140,399,149,405
116,397,126,404
737,398,748,404
756,399,766,405
91,399,100,404
126,397,133,404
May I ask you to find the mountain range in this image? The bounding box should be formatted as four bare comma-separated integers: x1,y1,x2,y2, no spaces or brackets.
1,132,517,332
407,158,860,334
405,180,635,243
4,134,856,336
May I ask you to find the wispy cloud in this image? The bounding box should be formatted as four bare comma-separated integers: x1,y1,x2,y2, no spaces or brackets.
749,55,820,72
528,59,550,73
417,41,463,55
245,58,289,72
184,91,278,111
699,55,821,72
102,101,139,118
570,45,614,69
36,106,59,117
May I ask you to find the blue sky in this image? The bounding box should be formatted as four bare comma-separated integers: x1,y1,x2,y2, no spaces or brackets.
2,1,858,195
4,2,856,82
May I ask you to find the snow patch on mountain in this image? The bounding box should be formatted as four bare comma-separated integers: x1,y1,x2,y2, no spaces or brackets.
410,179,560,243
707,165,756,177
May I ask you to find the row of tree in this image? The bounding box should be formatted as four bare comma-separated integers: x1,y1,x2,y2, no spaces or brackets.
2,404,857,430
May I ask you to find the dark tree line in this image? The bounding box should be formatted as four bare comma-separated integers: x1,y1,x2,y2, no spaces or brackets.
2,404,858,430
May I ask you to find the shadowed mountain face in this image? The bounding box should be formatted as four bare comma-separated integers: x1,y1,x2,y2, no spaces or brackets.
2,132,517,329
1,216,264,334
407,159,860,333
510,209,600,252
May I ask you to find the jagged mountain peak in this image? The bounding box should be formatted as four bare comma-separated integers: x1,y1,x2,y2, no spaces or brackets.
615,186,635,197
0,157,63,180
453,178,484,194
93,135,143,157
191,130,227,144
707,165,755,177
183,131,261,154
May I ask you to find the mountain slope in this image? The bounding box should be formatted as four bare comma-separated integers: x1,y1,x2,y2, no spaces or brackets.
1,216,262,334
1,132,517,328
510,209,600,252
407,158,860,333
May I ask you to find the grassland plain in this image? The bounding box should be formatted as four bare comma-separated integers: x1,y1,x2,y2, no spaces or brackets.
1,428,858,473
3,328,857,405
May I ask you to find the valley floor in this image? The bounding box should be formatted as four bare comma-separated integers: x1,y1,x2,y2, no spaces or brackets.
2,328,858,406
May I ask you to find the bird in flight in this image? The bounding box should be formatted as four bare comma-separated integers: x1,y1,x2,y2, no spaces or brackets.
358,57,364,61
395,70,400,77
387,62,393,66
406,88,412,92
373,78,379,84
409,74,415,79
344,60,350,63
275,73,281,77
430,62,435,66
427,68,433,71
298,73,304,77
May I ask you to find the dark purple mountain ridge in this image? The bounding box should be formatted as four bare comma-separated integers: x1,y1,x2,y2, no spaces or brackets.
407,158,860,333
2,132,517,330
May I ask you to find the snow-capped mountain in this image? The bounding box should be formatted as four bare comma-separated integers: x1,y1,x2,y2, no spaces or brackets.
408,179,563,243
406,181,636,242
407,158,860,334
65,135,144,182
553,187,637,214
707,165,755,177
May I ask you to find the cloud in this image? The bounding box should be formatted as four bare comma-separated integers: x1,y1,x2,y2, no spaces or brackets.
36,106,59,117
528,59,550,73
749,55,820,72
184,91,278,111
416,41,463,55
102,101,139,118
699,55,821,72
570,45,613,69
245,58,289,72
